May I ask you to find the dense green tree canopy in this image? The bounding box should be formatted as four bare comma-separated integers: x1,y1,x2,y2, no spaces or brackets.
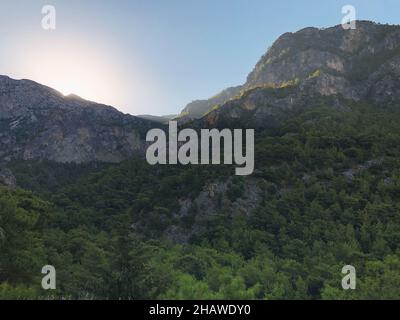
1,102,400,299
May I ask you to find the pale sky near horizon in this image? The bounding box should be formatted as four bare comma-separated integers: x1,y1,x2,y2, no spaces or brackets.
0,0,399,116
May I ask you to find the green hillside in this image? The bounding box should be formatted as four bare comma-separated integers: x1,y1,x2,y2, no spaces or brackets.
2,102,400,299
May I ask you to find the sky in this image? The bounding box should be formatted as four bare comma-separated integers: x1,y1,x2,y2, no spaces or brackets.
0,0,399,116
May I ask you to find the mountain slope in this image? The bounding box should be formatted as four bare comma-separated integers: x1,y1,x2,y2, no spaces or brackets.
4,101,400,299
0,76,160,164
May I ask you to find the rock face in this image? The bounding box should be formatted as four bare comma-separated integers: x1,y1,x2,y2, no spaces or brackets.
166,178,263,243
0,76,159,163
0,168,16,188
179,21,400,128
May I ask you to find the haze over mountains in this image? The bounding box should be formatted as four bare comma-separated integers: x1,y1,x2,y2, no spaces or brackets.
0,21,399,165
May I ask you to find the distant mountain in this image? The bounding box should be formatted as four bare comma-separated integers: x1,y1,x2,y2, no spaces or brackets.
175,86,242,123
179,21,400,127
0,76,160,164
137,114,177,124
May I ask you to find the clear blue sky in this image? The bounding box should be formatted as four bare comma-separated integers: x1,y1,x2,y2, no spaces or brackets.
0,0,399,115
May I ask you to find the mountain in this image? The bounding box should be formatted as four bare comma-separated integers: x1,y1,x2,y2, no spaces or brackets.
179,21,400,127
0,76,160,164
2,21,399,166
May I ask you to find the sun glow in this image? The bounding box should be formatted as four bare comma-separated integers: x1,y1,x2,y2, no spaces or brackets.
11,35,131,109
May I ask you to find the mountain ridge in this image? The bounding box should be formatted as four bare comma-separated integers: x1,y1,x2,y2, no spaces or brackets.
1,21,400,165
0,75,161,164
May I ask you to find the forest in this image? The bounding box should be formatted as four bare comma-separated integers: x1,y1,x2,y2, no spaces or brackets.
1,101,400,299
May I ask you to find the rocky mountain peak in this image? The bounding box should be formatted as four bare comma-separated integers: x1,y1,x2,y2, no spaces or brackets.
179,21,400,127
245,21,400,88
0,76,159,164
